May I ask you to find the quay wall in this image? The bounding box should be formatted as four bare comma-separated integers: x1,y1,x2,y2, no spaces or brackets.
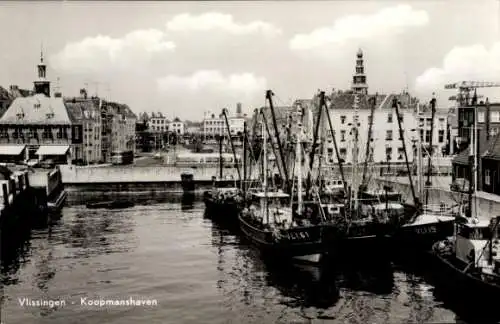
59,165,240,183
373,177,500,221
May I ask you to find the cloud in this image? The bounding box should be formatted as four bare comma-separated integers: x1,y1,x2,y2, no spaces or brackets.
415,42,500,93
289,5,429,51
50,29,175,74
166,12,281,36
157,70,267,94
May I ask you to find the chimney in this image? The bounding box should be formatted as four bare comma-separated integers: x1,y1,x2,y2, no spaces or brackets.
80,88,88,99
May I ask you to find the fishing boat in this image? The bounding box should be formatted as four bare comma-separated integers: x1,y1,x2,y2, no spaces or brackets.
392,97,456,250
431,110,500,305
239,111,325,264
86,200,135,209
203,118,245,227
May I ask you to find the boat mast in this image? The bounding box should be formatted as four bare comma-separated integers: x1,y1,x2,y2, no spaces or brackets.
360,95,377,192
424,96,437,206
297,115,303,215
266,90,290,193
243,121,247,194
218,134,223,179
222,108,241,182
416,103,423,200
262,111,268,224
306,92,323,199
351,95,360,213
323,94,349,197
393,98,420,211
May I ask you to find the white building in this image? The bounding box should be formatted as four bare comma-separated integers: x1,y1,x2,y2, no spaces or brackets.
203,111,225,142
169,117,185,135
149,113,168,133
321,92,448,165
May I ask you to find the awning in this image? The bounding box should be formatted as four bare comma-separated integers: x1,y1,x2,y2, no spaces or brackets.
36,145,70,156
0,145,26,156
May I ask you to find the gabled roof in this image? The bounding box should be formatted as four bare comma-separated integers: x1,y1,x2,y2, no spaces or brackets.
64,98,100,123
0,86,13,101
0,94,71,125
453,134,492,165
482,133,500,161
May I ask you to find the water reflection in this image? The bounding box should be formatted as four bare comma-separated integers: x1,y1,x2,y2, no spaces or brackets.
334,258,394,295
67,192,202,207
1,221,32,285
181,193,195,211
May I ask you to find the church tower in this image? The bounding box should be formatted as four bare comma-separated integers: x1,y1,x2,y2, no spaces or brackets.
351,48,368,95
33,48,51,97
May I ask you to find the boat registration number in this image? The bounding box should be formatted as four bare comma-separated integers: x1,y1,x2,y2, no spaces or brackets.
415,226,437,234
287,231,310,241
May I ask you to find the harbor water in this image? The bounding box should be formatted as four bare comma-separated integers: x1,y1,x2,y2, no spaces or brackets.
0,195,497,324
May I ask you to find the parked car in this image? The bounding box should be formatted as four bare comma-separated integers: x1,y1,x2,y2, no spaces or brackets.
450,178,470,192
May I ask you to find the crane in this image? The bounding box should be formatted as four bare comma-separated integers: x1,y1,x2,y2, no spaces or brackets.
445,81,500,107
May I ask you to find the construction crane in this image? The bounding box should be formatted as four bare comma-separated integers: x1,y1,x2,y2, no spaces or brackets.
445,81,500,107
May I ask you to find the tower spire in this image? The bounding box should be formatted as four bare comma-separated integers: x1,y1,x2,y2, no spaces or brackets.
34,44,51,97
351,48,368,95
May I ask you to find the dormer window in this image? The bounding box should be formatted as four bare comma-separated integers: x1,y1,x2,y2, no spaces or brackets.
16,112,25,120
34,103,41,109
46,112,54,119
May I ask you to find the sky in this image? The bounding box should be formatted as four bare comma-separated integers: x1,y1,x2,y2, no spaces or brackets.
0,1,499,120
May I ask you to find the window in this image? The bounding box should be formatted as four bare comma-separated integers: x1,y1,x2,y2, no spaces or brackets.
387,113,393,123
478,112,485,123
397,147,405,160
438,130,445,143
426,118,432,127
386,130,393,141
491,111,500,123
367,115,372,124
340,116,346,124
340,130,346,142
425,130,431,143
398,114,404,123
339,148,347,158
420,129,424,142
485,169,491,186
385,147,392,160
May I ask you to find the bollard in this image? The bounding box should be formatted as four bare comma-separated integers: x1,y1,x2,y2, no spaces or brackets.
2,183,8,207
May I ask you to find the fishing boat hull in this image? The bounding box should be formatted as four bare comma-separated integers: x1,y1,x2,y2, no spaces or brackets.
429,244,500,308
238,215,325,260
394,215,455,251
322,222,393,260
204,196,241,227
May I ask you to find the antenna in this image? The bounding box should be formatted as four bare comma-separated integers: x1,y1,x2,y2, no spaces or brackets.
40,42,44,63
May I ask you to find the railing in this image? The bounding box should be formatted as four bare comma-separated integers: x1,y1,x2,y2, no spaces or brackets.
422,203,458,216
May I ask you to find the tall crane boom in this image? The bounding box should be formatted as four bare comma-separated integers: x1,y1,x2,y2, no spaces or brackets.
445,81,500,107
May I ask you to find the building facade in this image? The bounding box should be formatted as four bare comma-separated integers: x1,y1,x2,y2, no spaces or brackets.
149,113,168,133
64,89,102,163
101,101,137,162
322,93,420,165
0,54,73,164
169,117,185,135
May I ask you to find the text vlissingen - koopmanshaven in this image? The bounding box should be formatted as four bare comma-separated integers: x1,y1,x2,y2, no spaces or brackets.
18,297,159,308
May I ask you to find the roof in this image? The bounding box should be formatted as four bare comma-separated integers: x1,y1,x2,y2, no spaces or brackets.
0,94,71,125
0,144,26,156
328,92,418,111
453,133,492,165
36,145,70,156
64,98,100,123
482,133,500,161
253,191,289,198
0,86,13,101
104,101,137,119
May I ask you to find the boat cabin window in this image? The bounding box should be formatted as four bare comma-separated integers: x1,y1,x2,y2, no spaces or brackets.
458,225,491,240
